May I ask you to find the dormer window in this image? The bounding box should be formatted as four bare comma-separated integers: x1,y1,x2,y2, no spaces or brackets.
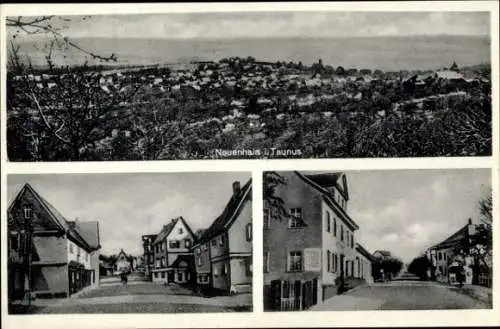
23,205,32,219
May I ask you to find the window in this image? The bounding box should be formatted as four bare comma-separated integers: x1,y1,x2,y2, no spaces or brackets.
184,239,191,248
288,208,304,228
156,260,160,268
351,235,354,249
69,243,74,254
197,256,202,266
219,235,225,247
263,252,270,273
333,217,337,236
326,211,331,232
333,253,337,273
202,243,208,251
214,265,220,276
211,239,216,246
85,252,89,261
10,234,19,251
23,205,32,219
246,223,252,241
327,250,331,272
341,225,344,242
178,228,183,234
263,209,270,230
223,264,228,276
288,251,303,272
178,272,183,281
169,240,180,249
154,272,158,278
196,248,201,255
161,272,165,278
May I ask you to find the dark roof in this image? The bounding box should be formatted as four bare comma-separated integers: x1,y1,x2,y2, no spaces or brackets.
373,250,392,257
153,219,178,245
295,172,358,230
197,179,252,244
74,221,100,249
304,173,342,189
152,216,196,245
10,183,100,251
430,224,468,250
305,172,350,201
356,243,375,262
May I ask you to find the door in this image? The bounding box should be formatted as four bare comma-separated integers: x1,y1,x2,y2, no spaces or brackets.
340,255,345,278
167,271,174,282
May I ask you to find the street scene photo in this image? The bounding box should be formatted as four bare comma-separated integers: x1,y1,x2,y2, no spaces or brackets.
263,169,492,311
7,172,253,314
6,11,491,161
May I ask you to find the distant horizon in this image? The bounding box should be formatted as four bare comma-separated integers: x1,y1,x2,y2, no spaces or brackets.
16,34,491,42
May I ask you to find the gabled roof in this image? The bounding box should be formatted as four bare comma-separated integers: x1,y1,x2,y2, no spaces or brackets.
294,172,358,230
373,250,392,258
8,183,100,251
196,179,252,244
152,216,196,245
429,223,469,250
116,249,133,262
73,221,100,249
356,243,375,262
304,172,349,200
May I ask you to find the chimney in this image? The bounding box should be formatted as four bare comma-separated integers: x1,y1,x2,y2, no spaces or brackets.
232,181,241,196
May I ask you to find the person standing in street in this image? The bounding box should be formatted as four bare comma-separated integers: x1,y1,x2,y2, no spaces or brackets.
120,271,128,289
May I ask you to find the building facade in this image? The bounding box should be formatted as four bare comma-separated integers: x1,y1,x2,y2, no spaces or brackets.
8,183,100,300
426,218,482,284
151,217,195,284
141,234,157,279
114,249,133,274
193,180,253,295
263,172,372,302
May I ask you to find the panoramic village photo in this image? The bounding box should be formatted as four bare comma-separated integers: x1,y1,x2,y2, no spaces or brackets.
7,172,253,314
262,169,493,311
6,11,492,161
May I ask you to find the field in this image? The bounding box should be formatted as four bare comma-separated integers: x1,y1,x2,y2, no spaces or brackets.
6,57,492,161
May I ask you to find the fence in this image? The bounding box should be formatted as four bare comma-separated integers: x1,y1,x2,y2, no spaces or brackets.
478,273,492,288
264,278,318,311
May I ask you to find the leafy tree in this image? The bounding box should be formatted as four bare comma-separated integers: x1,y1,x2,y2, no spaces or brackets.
450,61,459,72
335,66,346,76
408,254,432,280
263,172,290,221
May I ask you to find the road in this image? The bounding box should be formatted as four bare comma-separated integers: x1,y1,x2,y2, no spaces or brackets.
9,281,252,314
312,280,490,311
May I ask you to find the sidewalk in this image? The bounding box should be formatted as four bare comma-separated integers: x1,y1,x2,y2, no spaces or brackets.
30,292,252,309
448,284,492,307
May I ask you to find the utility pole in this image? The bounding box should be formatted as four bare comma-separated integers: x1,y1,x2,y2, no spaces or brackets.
23,211,33,306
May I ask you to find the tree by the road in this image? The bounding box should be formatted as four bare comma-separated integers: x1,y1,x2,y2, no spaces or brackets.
372,256,403,281
408,254,433,280
263,172,290,221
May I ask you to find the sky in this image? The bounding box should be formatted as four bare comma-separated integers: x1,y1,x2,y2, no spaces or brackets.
7,172,251,256
8,12,490,40
342,169,491,263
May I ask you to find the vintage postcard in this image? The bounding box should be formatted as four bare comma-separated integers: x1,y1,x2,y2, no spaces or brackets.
1,1,498,329
3,7,493,161
263,169,492,311
7,172,252,314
